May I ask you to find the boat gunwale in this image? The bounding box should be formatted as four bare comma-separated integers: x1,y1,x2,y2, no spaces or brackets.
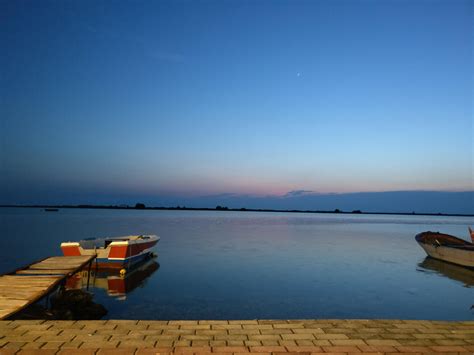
415,231,473,250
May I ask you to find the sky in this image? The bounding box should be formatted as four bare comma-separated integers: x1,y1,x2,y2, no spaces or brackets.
1,0,473,211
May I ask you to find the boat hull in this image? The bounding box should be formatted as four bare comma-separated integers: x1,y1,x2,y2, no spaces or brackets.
415,232,474,269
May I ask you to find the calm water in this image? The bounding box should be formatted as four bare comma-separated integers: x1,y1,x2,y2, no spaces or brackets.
1,208,473,320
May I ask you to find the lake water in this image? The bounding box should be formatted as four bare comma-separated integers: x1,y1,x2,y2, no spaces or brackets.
0,208,473,320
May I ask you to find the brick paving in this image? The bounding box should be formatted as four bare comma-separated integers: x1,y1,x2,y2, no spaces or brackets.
0,319,473,354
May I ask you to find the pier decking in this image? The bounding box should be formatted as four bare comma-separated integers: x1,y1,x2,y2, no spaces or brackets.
0,319,473,354
0,256,96,320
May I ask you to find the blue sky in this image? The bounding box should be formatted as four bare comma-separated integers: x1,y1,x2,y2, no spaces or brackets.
1,0,473,209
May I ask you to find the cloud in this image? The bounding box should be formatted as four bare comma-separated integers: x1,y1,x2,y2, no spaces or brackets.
283,190,315,198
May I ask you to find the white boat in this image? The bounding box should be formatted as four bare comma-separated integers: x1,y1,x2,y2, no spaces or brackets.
61,235,159,269
415,230,474,269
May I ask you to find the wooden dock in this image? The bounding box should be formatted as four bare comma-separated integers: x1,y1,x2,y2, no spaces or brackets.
0,255,96,320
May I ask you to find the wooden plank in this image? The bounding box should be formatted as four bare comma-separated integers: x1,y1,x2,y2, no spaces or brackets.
0,275,61,280
0,291,44,297
16,269,73,275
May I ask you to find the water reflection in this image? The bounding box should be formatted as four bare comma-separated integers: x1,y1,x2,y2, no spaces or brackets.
66,258,160,300
418,257,474,288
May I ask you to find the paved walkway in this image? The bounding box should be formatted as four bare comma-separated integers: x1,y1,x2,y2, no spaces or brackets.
0,319,473,354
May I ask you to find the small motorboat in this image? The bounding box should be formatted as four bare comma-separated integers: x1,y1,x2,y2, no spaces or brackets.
61,235,159,269
415,229,474,269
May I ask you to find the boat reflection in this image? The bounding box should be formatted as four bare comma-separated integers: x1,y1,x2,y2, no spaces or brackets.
66,257,159,300
418,257,474,288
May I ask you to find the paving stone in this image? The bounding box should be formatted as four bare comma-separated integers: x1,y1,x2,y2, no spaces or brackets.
16,350,58,354
137,320,168,326
229,329,260,335
412,334,447,339
18,342,44,350
207,340,227,346
118,340,155,348
434,339,468,346
95,328,130,335
248,335,281,341
312,340,331,346
365,340,401,346
136,347,173,354
293,329,324,335
57,350,97,355
315,334,349,340
106,320,138,326
1,341,26,349
40,341,64,349
3,335,40,342
212,346,250,352
215,335,248,341
180,335,212,341
260,329,293,335
395,345,434,352
36,335,75,343
198,320,228,325
229,321,258,325
97,348,137,354
357,345,397,352
212,324,242,330
154,340,174,347
249,346,286,352
174,340,191,347
293,340,313,346
285,346,322,352
192,340,211,346
274,324,305,329
244,340,262,347
242,325,273,330
278,340,297,347
429,345,469,352
176,345,211,353
146,324,179,330
329,340,366,346
59,340,83,349
110,335,146,342
79,340,120,349
260,340,280,346
322,345,362,352
226,340,245,346
195,330,227,336
346,333,382,340
180,325,210,330
379,333,414,340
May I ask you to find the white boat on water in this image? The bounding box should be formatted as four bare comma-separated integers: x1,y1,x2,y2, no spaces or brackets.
61,235,159,269
415,229,474,269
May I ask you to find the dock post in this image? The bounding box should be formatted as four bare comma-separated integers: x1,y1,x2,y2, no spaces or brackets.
86,260,93,291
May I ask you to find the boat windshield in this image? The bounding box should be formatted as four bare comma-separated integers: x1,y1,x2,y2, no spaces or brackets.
79,238,107,249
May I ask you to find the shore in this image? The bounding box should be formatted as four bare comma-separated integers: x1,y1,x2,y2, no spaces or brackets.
1,319,473,354
2,205,474,218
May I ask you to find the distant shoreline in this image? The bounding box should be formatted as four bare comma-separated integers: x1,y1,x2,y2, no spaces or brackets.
1,204,473,217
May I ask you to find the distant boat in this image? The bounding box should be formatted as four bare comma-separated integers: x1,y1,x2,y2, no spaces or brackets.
415,230,474,269
61,235,159,269
44,208,59,212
